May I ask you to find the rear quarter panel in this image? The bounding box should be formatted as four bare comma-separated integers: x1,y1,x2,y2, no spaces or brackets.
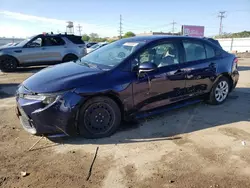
216,53,235,74
63,37,86,58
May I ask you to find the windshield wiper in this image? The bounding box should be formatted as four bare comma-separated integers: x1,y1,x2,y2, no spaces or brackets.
77,59,102,70
76,59,90,68
88,63,103,70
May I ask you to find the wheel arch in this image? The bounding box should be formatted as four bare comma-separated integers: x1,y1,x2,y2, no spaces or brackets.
214,73,234,92
76,92,125,123
63,53,78,59
0,54,20,66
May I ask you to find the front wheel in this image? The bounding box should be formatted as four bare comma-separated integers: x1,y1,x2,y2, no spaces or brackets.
207,77,230,105
0,56,18,72
78,97,121,138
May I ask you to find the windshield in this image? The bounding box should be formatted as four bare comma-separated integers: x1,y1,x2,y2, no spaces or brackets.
15,35,36,47
79,40,145,69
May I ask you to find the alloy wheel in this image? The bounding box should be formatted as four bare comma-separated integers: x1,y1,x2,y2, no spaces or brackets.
215,80,229,102
1,57,16,70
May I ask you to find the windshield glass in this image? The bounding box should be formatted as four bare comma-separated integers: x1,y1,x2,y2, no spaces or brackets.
15,35,35,47
79,40,145,69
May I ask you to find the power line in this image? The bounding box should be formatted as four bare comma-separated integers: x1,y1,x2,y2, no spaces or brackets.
170,20,177,34
119,14,123,39
218,11,226,35
76,24,82,36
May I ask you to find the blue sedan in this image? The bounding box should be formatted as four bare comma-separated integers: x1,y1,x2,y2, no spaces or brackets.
16,35,239,138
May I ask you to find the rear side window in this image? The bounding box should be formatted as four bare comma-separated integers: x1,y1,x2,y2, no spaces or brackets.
205,44,215,58
42,37,65,46
183,40,206,62
50,37,65,46
66,35,85,44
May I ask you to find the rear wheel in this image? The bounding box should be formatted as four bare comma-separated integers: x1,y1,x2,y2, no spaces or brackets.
207,76,230,105
0,56,18,72
78,97,121,138
62,54,78,62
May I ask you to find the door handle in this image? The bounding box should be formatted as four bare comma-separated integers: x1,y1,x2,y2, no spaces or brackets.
14,50,22,53
41,47,46,50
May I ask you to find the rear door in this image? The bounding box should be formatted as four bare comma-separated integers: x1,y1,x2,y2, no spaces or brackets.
41,36,66,62
179,39,218,97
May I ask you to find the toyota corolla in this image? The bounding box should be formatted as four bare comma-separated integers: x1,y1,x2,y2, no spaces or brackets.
16,36,239,138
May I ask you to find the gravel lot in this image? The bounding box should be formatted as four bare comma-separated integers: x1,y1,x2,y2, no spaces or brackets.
0,59,250,188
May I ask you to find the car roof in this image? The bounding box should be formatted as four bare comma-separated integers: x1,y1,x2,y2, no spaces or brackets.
37,33,80,37
120,35,222,49
121,35,204,43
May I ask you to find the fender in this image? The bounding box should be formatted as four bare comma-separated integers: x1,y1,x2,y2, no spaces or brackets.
0,54,20,65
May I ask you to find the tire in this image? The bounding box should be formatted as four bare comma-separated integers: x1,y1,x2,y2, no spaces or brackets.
0,56,18,72
62,54,78,62
78,97,121,139
207,76,230,105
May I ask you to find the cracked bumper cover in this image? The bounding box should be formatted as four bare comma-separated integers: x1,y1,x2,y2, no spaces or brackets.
16,91,84,136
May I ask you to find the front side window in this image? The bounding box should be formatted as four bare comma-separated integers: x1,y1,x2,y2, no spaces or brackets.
26,37,42,48
183,40,206,62
136,42,179,68
79,40,145,69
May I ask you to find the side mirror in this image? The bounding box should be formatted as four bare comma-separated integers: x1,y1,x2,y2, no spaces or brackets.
138,62,157,74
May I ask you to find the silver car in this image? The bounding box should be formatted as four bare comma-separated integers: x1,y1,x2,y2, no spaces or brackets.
0,33,87,71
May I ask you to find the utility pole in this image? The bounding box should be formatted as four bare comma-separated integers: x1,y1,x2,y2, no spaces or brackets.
171,20,177,34
119,14,123,39
76,24,82,36
218,11,226,35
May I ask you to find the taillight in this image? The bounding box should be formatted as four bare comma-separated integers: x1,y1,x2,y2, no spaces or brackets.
232,57,238,70
233,57,238,64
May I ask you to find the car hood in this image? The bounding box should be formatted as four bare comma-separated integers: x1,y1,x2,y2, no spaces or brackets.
0,45,20,50
22,61,103,93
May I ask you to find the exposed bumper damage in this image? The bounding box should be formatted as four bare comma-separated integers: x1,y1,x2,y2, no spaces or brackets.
16,86,84,136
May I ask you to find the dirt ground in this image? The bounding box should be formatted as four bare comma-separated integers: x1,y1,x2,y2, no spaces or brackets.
0,59,250,188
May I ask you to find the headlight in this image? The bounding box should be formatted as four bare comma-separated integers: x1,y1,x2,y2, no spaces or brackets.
23,94,60,105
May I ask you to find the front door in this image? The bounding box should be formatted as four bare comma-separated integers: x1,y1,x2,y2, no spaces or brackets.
20,36,65,65
132,40,186,112
19,36,45,64
179,39,218,97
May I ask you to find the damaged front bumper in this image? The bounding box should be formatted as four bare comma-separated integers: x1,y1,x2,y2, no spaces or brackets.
16,86,84,136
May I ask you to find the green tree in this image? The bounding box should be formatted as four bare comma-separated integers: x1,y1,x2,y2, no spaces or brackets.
215,31,250,38
96,38,107,42
89,33,99,41
123,31,136,38
82,34,90,41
